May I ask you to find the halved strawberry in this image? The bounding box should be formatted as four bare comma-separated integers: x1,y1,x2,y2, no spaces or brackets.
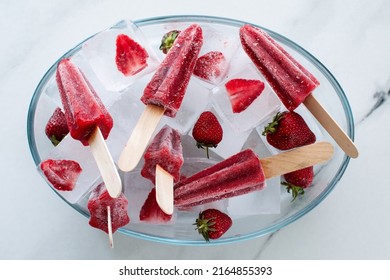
193,51,226,82
45,107,69,146
225,78,265,113
115,34,149,76
139,187,172,223
40,159,82,191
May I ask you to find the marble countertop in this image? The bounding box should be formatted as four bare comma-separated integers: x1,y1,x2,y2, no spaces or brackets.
1,0,389,259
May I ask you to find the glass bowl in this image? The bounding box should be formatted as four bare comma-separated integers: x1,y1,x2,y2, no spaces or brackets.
27,15,354,245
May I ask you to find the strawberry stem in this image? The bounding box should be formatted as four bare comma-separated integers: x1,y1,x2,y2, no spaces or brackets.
194,214,217,242
159,30,180,54
262,111,283,136
196,142,217,159
282,181,305,202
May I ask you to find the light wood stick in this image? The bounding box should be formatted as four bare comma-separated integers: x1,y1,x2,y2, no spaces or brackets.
107,206,113,248
89,127,122,198
303,94,358,158
155,164,174,215
118,105,165,172
261,141,334,179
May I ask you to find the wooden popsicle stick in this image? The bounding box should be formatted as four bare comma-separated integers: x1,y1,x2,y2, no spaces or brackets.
303,94,358,158
88,127,122,198
261,141,334,179
118,105,165,172
107,206,114,248
155,164,174,215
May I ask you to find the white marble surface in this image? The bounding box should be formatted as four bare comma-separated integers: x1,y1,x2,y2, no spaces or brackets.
1,0,389,259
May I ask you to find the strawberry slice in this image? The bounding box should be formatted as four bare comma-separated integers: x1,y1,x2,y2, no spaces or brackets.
194,51,226,82
139,187,172,223
115,34,149,76
225,78,265,113
40,159,82,191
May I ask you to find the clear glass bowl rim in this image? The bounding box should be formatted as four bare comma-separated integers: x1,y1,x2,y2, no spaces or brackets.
27,15,354,246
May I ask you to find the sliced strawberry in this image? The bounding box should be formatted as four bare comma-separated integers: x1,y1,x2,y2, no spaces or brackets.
115,34,149,76
45,107,69,146
139,187,172,223
225,78,265,113
88,183,130,234
40,159,82,191
194,51,226,82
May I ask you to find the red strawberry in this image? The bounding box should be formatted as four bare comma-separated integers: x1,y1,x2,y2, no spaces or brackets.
225,78,265,113
139,187,172,223
262,111,316,150
195,209,232,241
192,111,223,158
40,159,82,191
45,107,69,146
115,34,149,76
282,166,314,201
193,51,226,82
159,30,180,54
88,183,130,234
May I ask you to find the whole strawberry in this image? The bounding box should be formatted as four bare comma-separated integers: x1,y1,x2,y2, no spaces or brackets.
262,111,316,150
45,107,69,146
282,166,314,201
192,111,223,158
159,30,180,54
194,209,232,241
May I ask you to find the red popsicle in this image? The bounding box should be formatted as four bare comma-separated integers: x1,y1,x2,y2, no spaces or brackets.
239,24,358,158
56,58,113,145
56,58,122,198
119,24,203,172
88,183,130,234
174,142,334,208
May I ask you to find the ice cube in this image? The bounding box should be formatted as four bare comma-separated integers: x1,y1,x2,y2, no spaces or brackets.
38,135,101,204
160,79,211,135
82,20,160,92
192,23,240,87
123,169,177,224
212,63,282,133
227,129,281,216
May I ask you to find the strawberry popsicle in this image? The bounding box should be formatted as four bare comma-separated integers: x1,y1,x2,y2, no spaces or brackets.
141,24,203,117
240,24,319,111
141,125,183,215
118,24,203,172
240,24,358,158
88,183,130,234
56,58,113,145
175,142,334,208
174,149,265,208
56,58,122,198
141,125,183,184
